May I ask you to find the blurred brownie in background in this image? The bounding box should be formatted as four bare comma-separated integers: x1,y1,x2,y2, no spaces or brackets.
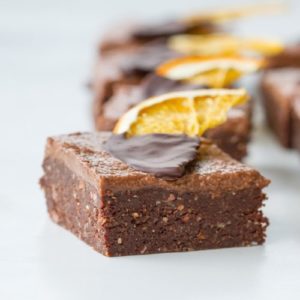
261,68,300,148
93,68,252,161
99,20,219,54
92,18,260,161
267,43,300,69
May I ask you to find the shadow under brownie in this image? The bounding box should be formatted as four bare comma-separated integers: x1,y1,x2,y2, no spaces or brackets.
40,132,269,257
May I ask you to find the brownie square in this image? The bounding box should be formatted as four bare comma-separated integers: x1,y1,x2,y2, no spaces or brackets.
92,24,254,161
93,70,252,161
261,68,300,147
40,132,269,256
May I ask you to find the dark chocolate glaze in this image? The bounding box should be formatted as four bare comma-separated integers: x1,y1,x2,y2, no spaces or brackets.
132,20,217,40
138,73,200,99
104,134,201,179
132,21,194,40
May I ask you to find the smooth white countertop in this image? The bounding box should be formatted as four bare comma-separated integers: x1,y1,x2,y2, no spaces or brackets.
1,0,300,299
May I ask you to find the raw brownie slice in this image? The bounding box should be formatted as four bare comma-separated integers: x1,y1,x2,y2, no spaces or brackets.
261,68,300,147
93,73,252,161
40,132,269,257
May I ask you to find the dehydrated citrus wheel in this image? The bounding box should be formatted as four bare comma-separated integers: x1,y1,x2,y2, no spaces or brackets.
113,89,248,137
183,2,286,25
242,37,285,56
156,56,264,88
168,34,284,57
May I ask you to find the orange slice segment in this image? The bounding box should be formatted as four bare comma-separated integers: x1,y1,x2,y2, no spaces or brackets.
113,89,249,137
183,2,286,25
156,56,264,88
168,34,284,57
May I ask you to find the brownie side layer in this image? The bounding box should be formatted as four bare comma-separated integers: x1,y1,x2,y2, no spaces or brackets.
41,156,268,256
41,157,108,254
292,98,300,152
261,72,293,147
40,132,269,256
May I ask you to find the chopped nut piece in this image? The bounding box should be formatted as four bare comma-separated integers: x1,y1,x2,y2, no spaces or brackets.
217,222,226,229
181,214,190,223
78,180,85,190
140,246,147,254
99,217,107,225
117,238,123,245
90,192,97,202
197,232,206,240
166,193,176,202
177,204,184,211
132,212,140,219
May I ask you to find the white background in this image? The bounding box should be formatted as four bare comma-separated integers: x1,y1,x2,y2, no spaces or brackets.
1,0,300,299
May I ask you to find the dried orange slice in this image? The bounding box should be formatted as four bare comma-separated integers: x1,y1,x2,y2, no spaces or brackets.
242,37,285,56
183,2,286,24
168,34,284,57
114,89,248,137
156,56,263,88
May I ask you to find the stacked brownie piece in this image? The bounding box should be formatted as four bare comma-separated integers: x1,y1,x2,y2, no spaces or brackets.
93,23,252,161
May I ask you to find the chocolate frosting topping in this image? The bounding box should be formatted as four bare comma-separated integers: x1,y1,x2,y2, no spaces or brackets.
132,20,217,40
132,20,193,40
104,134,201,179
139,73,200,99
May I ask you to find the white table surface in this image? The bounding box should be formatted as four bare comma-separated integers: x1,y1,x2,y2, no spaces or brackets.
1,0,300,299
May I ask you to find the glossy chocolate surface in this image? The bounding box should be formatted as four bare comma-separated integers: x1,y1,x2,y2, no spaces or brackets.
104,134,201,179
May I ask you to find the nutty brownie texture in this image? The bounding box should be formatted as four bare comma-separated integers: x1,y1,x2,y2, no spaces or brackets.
40,132,269,256
92,24,252,161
